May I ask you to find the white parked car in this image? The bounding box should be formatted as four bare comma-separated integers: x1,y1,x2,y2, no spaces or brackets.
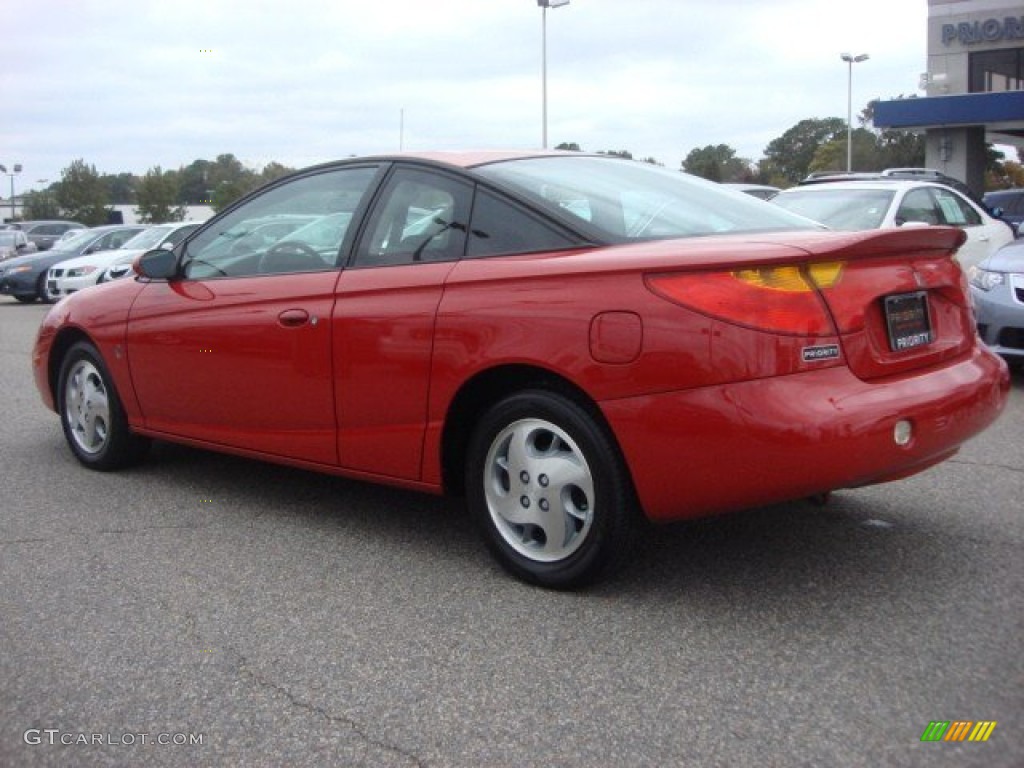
94,221,205,283
771,180,1015,272
44,226,148,300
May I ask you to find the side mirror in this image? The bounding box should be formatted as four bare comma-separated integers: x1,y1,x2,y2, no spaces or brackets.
989,206,1005,218
134,248,178,279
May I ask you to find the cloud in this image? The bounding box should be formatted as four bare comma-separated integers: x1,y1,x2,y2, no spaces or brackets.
4,0,928,188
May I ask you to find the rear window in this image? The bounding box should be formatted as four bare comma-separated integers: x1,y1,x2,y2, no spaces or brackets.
772,189,896,231
475,156,818,242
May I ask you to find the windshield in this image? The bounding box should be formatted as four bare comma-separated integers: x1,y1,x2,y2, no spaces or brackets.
771,189,896,231
52,228,102,251
475,156,819,241
121,225,174,250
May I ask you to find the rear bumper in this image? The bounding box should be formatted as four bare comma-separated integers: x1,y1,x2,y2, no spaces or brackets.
601,344,1010,522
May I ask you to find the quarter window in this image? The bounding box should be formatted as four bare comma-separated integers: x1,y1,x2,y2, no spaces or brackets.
933,188,981,227
353,168,472,268
466,189,578,257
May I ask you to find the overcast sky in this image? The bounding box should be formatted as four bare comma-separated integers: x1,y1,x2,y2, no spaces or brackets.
4,0,929,193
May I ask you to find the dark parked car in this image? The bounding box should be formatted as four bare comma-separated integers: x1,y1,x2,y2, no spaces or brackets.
0,225,144,303
13,220,87,250
31,151,1009,588
982,189,1024,236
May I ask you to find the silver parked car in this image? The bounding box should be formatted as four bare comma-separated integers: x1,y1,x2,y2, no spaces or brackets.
0,230,37,261
970,239,1024,367
15,220,87,250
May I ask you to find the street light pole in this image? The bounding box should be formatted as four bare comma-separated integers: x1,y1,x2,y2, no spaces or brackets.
37,179,49,218
840,53,869,172
0,163,22,222
538,0,570,149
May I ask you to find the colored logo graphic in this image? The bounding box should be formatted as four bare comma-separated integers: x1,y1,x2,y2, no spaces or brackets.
921,721,997,742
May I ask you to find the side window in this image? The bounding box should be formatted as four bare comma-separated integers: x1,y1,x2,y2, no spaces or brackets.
91,233,113,251
165,224,199,247
353,168,472,268
933,189,981,227
467,189,578,257
108,230,139,249
88,232,119,252
183,166,378,279
896,188,941,225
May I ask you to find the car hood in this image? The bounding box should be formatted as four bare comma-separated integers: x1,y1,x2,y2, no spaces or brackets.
0,248,78,270
980,240,1024,272
104,248,150,268
50,249,132,270
41,266,147,323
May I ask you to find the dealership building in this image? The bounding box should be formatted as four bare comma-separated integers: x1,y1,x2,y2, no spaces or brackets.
874,0,1024,194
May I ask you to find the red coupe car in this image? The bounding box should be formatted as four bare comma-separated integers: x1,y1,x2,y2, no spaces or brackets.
32,152,1010,587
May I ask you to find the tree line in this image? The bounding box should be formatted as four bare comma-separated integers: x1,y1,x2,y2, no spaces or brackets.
568,99,1023,191
22,99,1024,227
23,154,296,226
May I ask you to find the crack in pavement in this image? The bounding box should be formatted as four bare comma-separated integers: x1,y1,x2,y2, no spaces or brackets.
142,585,427,768
948,457,1024,474
234,656,427,768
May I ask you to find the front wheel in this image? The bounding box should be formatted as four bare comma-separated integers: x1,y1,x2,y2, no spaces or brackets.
57,341,150,470
38,273,57,303
466,390,636,589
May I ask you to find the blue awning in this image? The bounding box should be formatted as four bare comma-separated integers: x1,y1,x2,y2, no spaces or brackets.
873,91,1024,131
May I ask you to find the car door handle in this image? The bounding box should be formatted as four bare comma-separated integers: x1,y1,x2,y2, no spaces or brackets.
278,309,310,327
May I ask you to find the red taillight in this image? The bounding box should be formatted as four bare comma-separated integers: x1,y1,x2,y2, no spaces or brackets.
646,264,842,336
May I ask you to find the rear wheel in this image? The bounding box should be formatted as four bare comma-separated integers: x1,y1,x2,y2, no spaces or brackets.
14,295,37,304
57,341,150,470
466,389,635,589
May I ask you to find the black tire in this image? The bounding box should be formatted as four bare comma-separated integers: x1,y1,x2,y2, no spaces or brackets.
14,295,37,304
37,273,56,304
465,389,636,589
57,341,151,470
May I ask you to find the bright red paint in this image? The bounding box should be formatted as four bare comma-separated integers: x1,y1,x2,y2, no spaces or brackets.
32,153,1010,526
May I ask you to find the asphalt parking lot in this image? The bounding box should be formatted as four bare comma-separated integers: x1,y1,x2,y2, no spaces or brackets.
1,300,1021,767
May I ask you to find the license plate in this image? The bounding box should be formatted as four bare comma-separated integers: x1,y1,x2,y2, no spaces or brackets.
884,291,932,352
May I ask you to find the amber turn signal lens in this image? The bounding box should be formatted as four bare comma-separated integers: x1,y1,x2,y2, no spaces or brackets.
646,262,843,337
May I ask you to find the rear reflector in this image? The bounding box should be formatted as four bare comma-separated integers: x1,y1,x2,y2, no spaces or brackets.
646,264,841,336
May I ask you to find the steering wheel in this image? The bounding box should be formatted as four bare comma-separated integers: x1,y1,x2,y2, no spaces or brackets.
258,240,324,273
